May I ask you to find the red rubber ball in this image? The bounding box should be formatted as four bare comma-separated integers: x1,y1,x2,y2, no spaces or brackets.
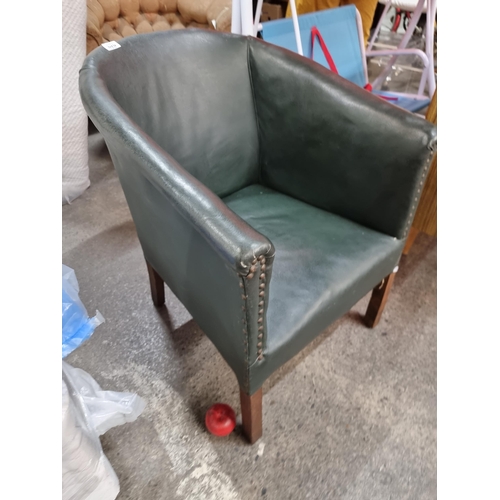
205,403,236,437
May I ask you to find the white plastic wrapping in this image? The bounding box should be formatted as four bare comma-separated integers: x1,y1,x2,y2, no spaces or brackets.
62,362,146,500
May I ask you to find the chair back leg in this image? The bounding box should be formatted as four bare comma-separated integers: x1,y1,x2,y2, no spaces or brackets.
365,271,397,328
146,261,165,307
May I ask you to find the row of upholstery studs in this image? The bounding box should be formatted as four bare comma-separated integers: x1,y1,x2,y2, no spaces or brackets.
404,153,433,237
240,255,266,360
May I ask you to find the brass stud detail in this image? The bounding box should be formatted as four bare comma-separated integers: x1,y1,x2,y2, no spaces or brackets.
254,260,266,357
241,295,246,300
247,273,254,280
250,265,256,273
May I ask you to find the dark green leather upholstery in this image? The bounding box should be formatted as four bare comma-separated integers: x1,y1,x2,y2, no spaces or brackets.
248,40,436,239
224,185,405,390
79,30,436,395
97,32,259,197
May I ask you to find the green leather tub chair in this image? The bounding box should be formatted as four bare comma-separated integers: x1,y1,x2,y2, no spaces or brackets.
79,30,436,444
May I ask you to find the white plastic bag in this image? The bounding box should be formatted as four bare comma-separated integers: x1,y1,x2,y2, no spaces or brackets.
62,362,146,500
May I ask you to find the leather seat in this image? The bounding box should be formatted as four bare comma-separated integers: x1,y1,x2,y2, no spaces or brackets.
79,29,436,443
223,184,404,389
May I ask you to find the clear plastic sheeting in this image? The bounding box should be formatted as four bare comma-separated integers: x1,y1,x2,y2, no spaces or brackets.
64,362,146,436
368,29,437,98
62,361,146,500
62,265,104,358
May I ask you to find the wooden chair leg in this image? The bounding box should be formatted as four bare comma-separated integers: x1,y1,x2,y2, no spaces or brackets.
146,261,165,307
402,227,419,256
365,272,397,328
240,387,263,444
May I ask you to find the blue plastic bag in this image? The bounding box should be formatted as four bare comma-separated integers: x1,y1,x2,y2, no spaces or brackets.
62,265,104,358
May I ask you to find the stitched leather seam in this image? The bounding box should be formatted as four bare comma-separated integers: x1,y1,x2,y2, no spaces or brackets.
403,151,435,238
247,39,263,185
248,357,262,370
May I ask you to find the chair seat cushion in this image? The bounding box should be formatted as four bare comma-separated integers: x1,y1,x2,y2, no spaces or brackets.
223,185,404,383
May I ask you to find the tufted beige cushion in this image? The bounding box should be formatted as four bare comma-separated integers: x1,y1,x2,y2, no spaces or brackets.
86,0,232,53
177,0,211,23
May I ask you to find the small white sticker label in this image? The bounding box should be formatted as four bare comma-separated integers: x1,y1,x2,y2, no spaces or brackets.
102,41,121,51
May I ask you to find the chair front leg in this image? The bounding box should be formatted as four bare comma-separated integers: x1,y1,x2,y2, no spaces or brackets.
364,271,397,328
240,386,263,444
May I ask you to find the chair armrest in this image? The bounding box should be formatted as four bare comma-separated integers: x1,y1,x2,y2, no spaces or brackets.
80,59,274,391
248,38,436,240
80,63,274,274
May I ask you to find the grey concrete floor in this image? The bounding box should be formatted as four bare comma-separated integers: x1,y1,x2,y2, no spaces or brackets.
63,131,436,500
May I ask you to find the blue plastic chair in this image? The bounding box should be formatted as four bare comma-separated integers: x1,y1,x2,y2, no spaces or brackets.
260,5,430,113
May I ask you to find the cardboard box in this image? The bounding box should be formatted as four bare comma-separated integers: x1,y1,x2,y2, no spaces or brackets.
261,3,285,22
